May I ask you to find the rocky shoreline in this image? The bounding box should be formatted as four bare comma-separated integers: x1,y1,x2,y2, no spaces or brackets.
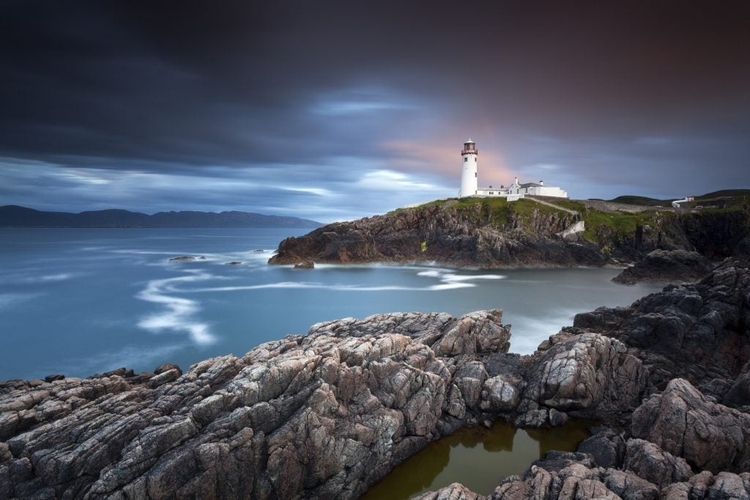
611,249,714,285
268,199,750,284
1,260,748,499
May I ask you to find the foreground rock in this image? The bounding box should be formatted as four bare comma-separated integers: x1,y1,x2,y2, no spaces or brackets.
421,260,750,499
1,261,749,499
612,249,714,285
0,310,517,498
575,259,750,397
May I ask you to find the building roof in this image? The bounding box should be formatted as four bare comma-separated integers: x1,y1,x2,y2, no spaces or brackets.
520,182,542,188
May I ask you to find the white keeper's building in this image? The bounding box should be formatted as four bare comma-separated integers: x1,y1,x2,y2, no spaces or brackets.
459,139,568,200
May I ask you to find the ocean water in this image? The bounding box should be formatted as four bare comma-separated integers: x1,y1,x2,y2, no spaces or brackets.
0,228,662,381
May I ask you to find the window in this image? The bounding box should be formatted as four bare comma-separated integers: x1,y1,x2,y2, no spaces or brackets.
464,157,467,162
475,172,477,177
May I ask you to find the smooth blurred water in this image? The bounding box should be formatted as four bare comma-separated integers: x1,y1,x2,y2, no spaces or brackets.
0,228,662,380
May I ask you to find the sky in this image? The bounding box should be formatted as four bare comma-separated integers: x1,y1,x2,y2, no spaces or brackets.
1,1,749,222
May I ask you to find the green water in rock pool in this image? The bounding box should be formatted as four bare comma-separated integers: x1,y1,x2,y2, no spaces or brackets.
363,419,594,499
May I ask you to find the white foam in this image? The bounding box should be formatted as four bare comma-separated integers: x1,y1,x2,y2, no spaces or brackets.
507,309,579,355
171,264,506,294
0,272,80,284
112,249,183,256
185,281,475,293
38,273,76,282
428,283,475,291
136,270,217,345
0,292,44,310
442,273,505,282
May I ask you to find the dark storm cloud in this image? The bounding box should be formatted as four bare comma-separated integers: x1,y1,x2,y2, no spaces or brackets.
1,1,749,220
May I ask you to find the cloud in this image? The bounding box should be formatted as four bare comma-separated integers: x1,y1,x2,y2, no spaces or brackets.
0,1,748,217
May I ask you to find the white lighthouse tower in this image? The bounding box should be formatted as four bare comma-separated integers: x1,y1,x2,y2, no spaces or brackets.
459,139,478,198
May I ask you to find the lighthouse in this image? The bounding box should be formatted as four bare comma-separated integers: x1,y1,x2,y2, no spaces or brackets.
459,139,478,198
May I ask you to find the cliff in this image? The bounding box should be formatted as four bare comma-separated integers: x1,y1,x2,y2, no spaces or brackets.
268,197,750,269
2,260,750,499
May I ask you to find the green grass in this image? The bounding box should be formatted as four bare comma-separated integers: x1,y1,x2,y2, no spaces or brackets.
393,195,748,248
553,200,587,212
609,195,672,206
434,197,572,230
579,210,662,241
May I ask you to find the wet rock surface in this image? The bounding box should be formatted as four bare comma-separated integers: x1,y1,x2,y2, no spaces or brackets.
612,249,715,285
1,261,749,499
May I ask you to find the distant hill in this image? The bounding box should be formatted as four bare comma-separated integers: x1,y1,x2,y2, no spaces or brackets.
608,195,672,206
695,189,750,200
609,189,750,208
0,206,322,228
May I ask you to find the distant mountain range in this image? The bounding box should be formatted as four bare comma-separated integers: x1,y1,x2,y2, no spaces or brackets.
0,205,322,228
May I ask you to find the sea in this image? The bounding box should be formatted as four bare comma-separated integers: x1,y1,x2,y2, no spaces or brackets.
0,228,662,381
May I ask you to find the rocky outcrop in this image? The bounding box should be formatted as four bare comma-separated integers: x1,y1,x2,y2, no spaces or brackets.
268,199,750,268
574,260,750,397
0,310,520,499
516,332,647,427
632,378,750,473
419,260,750,499
612,249,714,285
269,200,606,268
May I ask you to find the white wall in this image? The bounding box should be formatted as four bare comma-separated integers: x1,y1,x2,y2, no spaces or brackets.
459,154,478,197
524,186,568,198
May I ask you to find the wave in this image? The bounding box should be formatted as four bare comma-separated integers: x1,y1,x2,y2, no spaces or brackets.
173,265,505,294
185,281,475,293
136,270,218,345
0,292,44,310
506,309,578,355
112,249,186,256
0,272,81,284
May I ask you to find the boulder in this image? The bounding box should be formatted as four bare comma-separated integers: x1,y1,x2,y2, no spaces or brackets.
168,255,197,262
631,378,750,473
574,260,750,396
516,332,647,425
612,249,714,285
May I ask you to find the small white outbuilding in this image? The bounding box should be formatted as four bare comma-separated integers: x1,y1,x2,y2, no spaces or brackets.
459,139,568,200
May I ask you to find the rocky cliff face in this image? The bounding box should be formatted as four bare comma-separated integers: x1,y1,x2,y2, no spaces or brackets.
269,200,606,267
2,261,750,499
268,199,750,272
